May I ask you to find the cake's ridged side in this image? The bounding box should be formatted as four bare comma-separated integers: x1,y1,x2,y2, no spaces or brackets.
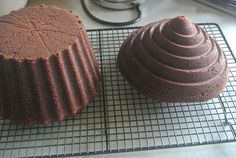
8,60,25,123
45,57,68,122
0,38,100,127
79,28,100,83
74,37,96,98
16,61,38,125
0,58,9,117
57,52,79,114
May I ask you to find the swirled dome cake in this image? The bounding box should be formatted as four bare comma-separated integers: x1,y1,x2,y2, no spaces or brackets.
117,16,228,102
0,5,100,127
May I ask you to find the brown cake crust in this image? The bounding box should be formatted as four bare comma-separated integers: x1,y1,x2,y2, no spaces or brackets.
0,5,100,127
117,16,228,102
0,5,81,59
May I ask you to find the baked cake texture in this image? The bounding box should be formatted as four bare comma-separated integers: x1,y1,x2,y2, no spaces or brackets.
117,16,228,102
0,5,100,127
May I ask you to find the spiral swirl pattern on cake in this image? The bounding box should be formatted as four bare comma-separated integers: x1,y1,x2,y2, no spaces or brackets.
117,16,228,102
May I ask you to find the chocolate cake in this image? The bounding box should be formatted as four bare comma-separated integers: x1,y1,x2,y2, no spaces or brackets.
117,16,228,102
0,5,100,127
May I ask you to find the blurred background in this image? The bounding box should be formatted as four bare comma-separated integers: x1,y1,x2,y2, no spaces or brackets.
2,0,232,57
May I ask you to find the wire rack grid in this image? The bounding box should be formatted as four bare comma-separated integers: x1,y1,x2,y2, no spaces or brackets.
0,23,236,158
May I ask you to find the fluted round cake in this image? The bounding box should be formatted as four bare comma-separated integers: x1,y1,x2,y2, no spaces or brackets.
117,16,228,102
0,5,100,126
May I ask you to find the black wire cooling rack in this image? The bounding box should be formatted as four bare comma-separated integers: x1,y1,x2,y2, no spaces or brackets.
0,23,236,158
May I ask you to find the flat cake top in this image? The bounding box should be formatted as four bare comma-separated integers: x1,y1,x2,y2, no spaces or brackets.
0,5,81,59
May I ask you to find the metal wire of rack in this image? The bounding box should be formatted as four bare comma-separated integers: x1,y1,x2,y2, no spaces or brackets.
0,23,236,158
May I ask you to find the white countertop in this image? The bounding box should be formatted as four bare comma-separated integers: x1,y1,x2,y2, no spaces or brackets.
1,0,236,157
84,142,236,158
